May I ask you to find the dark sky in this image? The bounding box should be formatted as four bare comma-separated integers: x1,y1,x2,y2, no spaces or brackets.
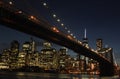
0,0,120,64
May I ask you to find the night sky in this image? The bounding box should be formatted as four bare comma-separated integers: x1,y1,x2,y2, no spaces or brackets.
0,0,120,64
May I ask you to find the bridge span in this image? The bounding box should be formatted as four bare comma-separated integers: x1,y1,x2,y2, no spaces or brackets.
0,1,115,76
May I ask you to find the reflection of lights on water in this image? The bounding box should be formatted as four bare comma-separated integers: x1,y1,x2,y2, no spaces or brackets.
16,72,25,76
73,77,79,79
58,74,71,79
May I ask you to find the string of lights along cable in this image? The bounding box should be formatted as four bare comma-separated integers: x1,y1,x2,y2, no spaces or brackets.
7,0,77,39
6,0,83,44
40,0,77,39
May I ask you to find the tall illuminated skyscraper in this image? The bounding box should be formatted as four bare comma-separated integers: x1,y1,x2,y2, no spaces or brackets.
30,38,36,52
81,29,89,72
82,28,88,47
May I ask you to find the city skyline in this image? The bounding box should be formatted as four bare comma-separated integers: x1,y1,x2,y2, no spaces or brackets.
0,0,120,65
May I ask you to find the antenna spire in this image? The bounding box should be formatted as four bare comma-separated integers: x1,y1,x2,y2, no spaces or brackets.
84,28,87,38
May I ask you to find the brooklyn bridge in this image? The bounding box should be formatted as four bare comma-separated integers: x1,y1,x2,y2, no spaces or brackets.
0,0,118,76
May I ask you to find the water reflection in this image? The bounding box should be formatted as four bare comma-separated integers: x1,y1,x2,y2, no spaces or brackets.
0,72,119,79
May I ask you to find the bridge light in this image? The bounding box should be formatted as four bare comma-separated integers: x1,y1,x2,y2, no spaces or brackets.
78,41,82,44
73,36,76,38
67,35,72,39
65,27,67,30
30,15,36,20
52,27,59,33
9,1,13,5
57,19,60,22
15,11,22,14
95,50,97,52
68,30,70,33
70,33,73,36
43,2,47,6
53,14,56,18
18,11,22,13
17,11,22,14
91,49,94,51
61,23,64,26
30,16,34,19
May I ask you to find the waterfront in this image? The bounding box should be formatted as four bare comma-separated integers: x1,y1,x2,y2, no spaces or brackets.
0,72,119,79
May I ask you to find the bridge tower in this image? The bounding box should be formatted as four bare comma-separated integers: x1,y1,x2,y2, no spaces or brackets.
96,39,115,76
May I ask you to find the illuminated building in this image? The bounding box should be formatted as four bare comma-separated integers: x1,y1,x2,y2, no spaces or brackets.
59,47,69,69
27,52,39,67
22,42,31,52
17,51,26,68
22,42,31,66
0,62,9,69
39,41,58,70
82,28,88,47
96,39,103,51
22,39,38,67
0,49,10,69
87,59,99,74
22,38,36,53
1,49,10,64
30,38,36,52
43,41,51,49
10,40,19,69
81,29,89,72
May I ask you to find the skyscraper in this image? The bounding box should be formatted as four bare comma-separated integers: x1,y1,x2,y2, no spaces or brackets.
96,39,103,51
30,38,36,52
10,40,19,69
82,29,88,47
82,29,89,72
40,41,58,70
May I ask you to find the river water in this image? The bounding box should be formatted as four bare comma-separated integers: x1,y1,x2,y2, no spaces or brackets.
0,72,119,79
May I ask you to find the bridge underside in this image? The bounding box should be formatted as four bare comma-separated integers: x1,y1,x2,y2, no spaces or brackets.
0,5,115,76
